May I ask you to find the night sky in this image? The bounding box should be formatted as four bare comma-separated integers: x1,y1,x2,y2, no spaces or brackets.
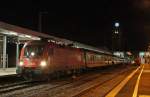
0,0,150,51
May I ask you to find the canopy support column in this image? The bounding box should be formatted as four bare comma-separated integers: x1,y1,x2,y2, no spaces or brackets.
16,38,19,67
3,35,7,69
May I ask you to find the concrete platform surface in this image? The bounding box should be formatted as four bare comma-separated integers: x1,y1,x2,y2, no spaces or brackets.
0,68,16,76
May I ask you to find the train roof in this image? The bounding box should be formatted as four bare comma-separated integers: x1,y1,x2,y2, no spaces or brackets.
26,40,125,59
44,39,113,55
71,42,112,55
29,39,112,54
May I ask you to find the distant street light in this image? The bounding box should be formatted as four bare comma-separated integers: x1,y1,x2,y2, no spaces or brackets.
115,22,120,27
114,22,120,34
112,21,121,51
38,11,48,33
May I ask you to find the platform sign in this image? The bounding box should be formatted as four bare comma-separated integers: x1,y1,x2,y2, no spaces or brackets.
139,52,145,57
139,52,145,64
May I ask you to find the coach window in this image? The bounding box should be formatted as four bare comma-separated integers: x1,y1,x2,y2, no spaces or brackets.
92,55,95,61
90,55,93,62
94,56,96,61
103,55,105,61
87,55,89,61
94,55,97,61
92,56,94,61
97,55,101,61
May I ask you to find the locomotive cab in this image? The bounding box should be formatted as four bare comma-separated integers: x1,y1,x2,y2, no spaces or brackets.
17,41,51,80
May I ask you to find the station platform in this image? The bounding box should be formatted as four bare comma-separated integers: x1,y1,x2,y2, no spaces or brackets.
0,68,16,77
105,64,150,97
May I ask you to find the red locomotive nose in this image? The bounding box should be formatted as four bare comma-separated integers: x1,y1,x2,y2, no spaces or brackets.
22,58,41,68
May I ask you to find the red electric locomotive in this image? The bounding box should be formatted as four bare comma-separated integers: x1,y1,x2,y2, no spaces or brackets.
17,40,127,80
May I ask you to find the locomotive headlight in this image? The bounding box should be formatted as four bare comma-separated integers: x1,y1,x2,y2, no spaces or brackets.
31,52,35,56
40,61,47,67
19,61,24,66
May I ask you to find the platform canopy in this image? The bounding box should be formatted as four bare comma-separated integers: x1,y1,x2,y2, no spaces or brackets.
0,21,53,41
0,22,73,44
0,21,111,54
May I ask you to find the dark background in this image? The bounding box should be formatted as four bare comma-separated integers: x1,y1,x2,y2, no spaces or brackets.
0,0,150,51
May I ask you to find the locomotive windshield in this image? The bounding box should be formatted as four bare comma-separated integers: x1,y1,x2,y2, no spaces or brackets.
24,45,44,58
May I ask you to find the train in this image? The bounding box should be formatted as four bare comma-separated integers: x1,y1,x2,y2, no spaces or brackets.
16,40,129,80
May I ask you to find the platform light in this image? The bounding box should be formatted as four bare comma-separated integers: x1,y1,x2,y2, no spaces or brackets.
19,34,25,38
29,37,41,40
18,34,31,38
9,31,18,36
2,31,18,36
51,40,56,43
34,37,41,40
18,34,41,40
25,35,31,38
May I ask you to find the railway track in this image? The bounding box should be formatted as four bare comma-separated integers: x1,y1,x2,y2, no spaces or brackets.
0,81,43,94
0,73,96,95
25,65,135,97
0,69,107,97
37,65,136,97
0,65,135,97
20,73,104,97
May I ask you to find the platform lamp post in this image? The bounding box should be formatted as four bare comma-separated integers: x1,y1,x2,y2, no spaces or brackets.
114,22,119,34
112,22,120,51
38,11,48,33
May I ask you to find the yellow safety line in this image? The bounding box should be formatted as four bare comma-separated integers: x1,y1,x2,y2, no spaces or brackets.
132,65,144,97
105,66,140,97
139,95,150,97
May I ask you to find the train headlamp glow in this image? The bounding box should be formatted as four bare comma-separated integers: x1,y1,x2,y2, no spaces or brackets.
40,61,47,67
31,52,35,56
19,61,24,66
132,61,135,64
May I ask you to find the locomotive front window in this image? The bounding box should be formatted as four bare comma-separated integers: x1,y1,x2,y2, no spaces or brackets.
24,45,44,57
